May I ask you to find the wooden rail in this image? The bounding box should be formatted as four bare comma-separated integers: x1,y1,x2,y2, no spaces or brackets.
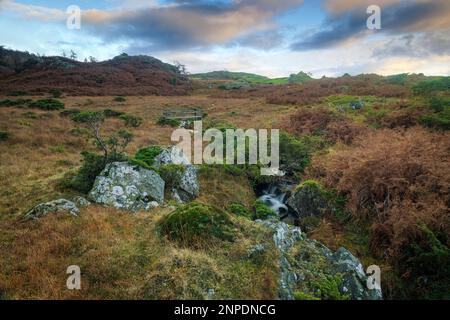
162,108,203,121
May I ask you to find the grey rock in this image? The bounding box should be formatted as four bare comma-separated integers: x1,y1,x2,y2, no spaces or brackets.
154,146,199,203
153,146,191,168
258,219,303,300
25,199,79,220
287,183,329,218
72,196,90,207
329,247,383,300
89,162,165,212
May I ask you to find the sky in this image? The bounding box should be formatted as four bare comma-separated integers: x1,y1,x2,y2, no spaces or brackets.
0,0,449,78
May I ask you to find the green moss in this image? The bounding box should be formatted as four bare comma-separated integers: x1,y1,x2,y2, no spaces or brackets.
294,291,320,300
159,164,185,189
134,146,163,167
253,200,277,220
158,202,235,248
312,274,350,300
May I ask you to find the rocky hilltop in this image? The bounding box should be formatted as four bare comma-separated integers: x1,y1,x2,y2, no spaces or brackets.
0,47,191,96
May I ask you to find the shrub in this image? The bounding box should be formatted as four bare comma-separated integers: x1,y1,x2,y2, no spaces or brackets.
0,98,32,108
30,99,64,110
134,146,163,167
22,111,38,119
119,114,143,127
157,117,181,127
158,202,235,248
113,96,126,102
412,77,450,96
70,151,127,193
229,203,251,219
420,108,450,130
0,131,9,141
310,127,450,298
253,200,277,220
428,96,450,113
50,88,62,98
7,90,26,96
103,109,125,118
59,109,81,118
279,133,324,174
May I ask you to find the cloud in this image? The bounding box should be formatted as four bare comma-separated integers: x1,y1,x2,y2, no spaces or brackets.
2,0,304,51
324,0,402,14
292,0,450,51
373,32,450,58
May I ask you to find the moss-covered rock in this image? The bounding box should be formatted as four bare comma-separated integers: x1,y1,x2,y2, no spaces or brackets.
159,202,235,248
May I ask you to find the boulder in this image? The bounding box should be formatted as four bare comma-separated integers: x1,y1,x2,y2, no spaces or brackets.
287,181,329,218
154,146,199,203
89,162,165,212
25,199,79,220
329,248,383,300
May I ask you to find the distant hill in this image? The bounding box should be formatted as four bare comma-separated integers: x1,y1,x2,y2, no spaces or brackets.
192,70,313,85
0,47,191,96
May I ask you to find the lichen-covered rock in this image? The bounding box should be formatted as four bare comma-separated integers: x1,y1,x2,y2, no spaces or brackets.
89,162,164,212
329,248,383,300
287,180,329,218
25,199,79,220
154,146,199,203
258,219,303,300
153,146,191,167
72,196,90,207
287,241,383,300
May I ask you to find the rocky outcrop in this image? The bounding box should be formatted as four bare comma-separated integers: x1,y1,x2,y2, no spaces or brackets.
259,219,382,300
89,162,165,212
154,146,199,203
329,248,383,300
25,199,79,220
258,219,303,300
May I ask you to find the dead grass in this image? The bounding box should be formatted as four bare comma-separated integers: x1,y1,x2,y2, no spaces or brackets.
0,94,287,300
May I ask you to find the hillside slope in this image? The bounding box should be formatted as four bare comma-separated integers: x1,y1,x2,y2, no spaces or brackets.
0,48,191,96
192,70,312,85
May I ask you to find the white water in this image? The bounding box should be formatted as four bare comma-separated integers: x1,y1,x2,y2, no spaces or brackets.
258,186,289,216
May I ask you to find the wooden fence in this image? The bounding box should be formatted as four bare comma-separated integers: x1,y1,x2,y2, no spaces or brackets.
161,108,203,121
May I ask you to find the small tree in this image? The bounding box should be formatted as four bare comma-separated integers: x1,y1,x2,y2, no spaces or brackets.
69,50,77,60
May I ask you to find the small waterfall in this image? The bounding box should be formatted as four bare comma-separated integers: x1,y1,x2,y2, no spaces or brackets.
258,185,289,217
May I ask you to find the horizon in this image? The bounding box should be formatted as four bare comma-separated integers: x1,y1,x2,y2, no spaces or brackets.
2,45,445,78
0,0,449,78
